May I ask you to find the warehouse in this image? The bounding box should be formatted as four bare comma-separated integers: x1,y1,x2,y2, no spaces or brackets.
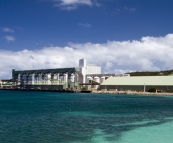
100,76,173,92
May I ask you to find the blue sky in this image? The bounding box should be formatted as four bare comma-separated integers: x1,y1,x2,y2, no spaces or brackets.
0,0,173,78
1,0,173,50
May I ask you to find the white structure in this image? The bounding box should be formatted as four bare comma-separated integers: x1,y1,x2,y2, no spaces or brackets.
100,76,173,91
86,64,101,74
78,59,101,83
78,59,130,89
15,59,130,90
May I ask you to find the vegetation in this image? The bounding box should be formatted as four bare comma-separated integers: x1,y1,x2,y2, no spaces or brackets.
127,69,173,76
148,86,156,92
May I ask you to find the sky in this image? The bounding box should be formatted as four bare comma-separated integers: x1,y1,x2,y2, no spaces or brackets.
0,0,173,79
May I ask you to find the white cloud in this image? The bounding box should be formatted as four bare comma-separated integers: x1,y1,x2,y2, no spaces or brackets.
59,0,92,5
93,0,101,7
105,62,113,70
4,36,15,42
123,6,136,12
78,23,92,28
1,34,173,79
53,0,99,10
115,7,136,14
3,27,14,33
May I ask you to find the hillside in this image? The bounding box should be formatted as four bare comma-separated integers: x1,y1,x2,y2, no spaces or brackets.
127,69,173,76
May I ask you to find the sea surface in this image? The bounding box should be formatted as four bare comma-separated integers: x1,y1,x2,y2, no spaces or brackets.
0,90,173,143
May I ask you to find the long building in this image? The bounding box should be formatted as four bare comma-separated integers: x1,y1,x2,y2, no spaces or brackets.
11,59,104,90
12,67,79,90
100,76,173,92
11,59,128,90
11,59,173,92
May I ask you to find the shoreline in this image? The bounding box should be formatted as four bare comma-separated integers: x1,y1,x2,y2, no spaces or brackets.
0,88,92,93
1,88,173,96
92,90,173,96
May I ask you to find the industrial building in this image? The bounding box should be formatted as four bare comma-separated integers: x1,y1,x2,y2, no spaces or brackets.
10,59,173,92
12,67,79,90
0,79,13,89
11,59,127,90
11,59,104,90
100,76,173,92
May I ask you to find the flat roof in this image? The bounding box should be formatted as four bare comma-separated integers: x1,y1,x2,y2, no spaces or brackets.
13,67,79,75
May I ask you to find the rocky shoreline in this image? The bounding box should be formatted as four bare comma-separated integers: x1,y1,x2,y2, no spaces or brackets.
92,90,173,96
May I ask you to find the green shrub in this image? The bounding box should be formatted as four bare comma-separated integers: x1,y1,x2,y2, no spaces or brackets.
148,86,156,92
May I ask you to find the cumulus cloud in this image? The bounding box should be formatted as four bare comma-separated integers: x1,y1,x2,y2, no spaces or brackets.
4,36,15,42
2,27,14,33
1,34,173,79
53,0,99,10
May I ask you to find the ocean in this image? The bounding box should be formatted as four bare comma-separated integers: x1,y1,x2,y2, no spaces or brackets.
0,90,173,143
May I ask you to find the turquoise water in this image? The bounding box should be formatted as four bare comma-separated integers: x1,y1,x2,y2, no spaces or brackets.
0,91,173,143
